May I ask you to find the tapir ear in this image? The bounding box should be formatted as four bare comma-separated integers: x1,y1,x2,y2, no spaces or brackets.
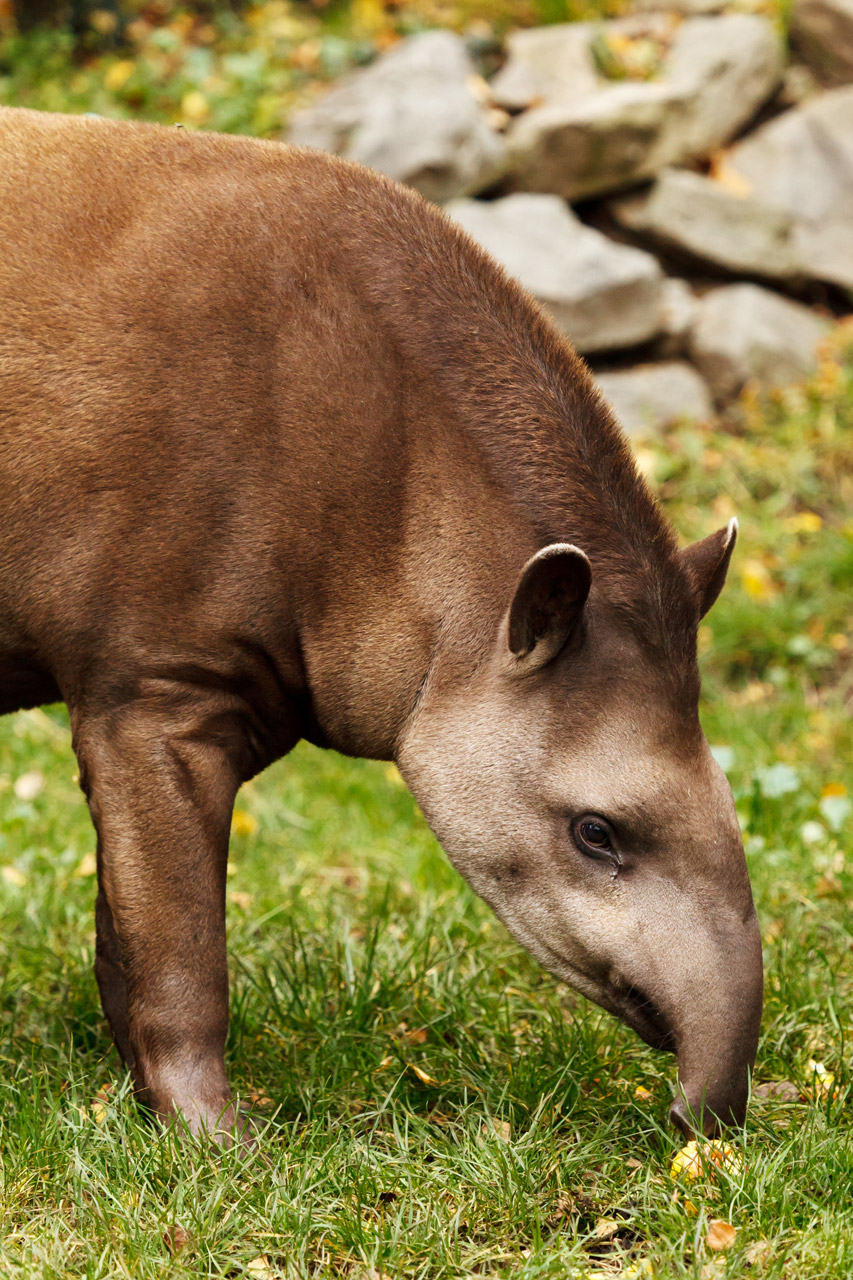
680,518,738,619
507,543,592,675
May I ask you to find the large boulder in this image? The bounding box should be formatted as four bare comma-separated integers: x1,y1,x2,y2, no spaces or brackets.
688,284,831,403
728,88,853,290
286,32,506,203
791,0,853,86
595,361,713,434
507,14,783,200
611,167,800,281
445,194,664,354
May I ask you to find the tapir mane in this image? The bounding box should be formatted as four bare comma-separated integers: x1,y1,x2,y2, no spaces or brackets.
337,163,700,676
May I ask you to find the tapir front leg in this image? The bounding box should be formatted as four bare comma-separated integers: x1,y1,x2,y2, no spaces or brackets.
73,696,248,1141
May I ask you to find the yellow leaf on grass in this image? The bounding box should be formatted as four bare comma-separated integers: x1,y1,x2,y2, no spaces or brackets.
740,559,776,601
807,1059,837,1099
624,1261,655,1279
2,866,26,887
409,1063,435,1085
634,1085,653,1100
820,782,848,798
705,1219,737,1251
74,852,97,878
376,1055,394,1070
104,60,134,92
785,511,822,534
181,91,210,125
231,809,258,838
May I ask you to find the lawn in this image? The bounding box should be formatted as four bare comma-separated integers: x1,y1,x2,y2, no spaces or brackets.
0,329,850,1276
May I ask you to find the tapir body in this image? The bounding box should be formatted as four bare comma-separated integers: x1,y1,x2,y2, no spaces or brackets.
0,106,762,1139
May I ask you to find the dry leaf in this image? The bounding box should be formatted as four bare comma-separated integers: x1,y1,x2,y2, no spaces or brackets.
626,1156,644,1169
634,1085,653,1100
592,1217,620,1241
624,1262,654,1278
229,891,254,910
403,1026,428,1045
246,1258,274,1277
376,1054,394,1070
706,1219,737,1251
163,1224,191,1253
807,1059,838,1100
409,1063,435,1085
744,1239,771,1265
753,1080,799,1101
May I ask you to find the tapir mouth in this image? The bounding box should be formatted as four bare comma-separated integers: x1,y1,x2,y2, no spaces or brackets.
619,985,677,1054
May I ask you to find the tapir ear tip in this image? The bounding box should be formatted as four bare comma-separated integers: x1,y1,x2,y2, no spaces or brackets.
726,516,738,544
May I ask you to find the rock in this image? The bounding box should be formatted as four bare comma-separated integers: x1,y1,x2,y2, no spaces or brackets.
508,80,689,201
490,23,598,111
665,14,784,156
611,167,800,280
657,277,698,357
595,361,713,433
688,284,831,403
445,193,664,354
791,0,853,86
287,31,506,203
728,88,853,290
507,14,782,200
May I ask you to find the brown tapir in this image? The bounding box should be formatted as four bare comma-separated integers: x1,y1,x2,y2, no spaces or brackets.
0,105,762,1142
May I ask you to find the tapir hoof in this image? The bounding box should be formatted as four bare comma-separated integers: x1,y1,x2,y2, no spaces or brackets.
669,1092,747,1137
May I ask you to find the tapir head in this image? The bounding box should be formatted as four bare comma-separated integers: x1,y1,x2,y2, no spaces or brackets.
398,519,762,1136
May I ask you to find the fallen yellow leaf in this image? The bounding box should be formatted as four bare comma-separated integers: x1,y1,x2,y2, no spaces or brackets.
705,1219,737,1251
785,511,823,534
409,1063,435,1085
740,559,776,601
181,90,210,125
820,782,848,798
104,60,134,92
74,852,97,878
807,1059,837,1100
634,1084,653,1100
231,809,258,838
246,1258,274,1277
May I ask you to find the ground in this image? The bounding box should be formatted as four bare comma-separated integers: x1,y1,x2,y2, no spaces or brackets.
0,326,850,1275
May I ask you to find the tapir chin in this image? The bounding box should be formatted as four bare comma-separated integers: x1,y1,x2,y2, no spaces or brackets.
0,106,762,1142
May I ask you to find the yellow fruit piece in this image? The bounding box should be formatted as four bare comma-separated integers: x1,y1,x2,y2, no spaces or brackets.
670,1139,742,1181
231,809,258,838
104,60,134,92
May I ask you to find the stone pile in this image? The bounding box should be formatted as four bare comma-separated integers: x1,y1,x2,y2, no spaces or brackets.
287,1,853,434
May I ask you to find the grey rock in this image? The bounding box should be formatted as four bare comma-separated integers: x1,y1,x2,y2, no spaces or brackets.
688,284,831,403
595,361,713,434
507,14,782,200
611,167,800,280
792,0,853,86
728,88,853,289
446,193,664,354
657,277,698,357
490,23,598,110
508,80,690,200
665,14,785,156
287,31,506,203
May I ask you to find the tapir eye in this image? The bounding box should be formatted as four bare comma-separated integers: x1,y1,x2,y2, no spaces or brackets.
572,816,618,864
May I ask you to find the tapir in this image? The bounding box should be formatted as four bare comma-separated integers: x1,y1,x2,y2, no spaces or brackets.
0,106,763,1142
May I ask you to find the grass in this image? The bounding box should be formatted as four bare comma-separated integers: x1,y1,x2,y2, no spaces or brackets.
0,336,851,1277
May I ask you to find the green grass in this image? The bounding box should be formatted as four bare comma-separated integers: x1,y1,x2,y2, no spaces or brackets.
0,339,851,1276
